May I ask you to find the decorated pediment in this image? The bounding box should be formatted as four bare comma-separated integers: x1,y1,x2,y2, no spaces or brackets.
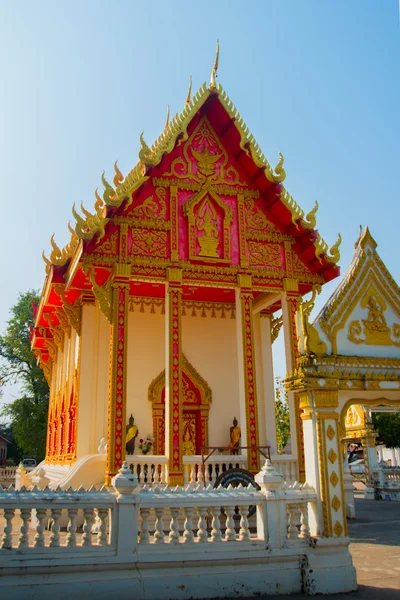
314,228,400,357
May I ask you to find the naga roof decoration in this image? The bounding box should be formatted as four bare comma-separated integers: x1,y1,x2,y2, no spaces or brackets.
42,81,340,272
311,227,400,357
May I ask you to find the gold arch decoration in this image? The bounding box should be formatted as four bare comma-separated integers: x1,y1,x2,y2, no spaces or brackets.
148,354,212,455
340,397,400,436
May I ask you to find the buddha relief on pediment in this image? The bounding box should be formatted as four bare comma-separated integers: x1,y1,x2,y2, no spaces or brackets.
347,285,400,347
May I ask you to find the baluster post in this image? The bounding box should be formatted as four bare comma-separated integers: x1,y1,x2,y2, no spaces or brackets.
287,504,299,541
96,508,109,546
49,508,62,548
299,502,310,540
183,507,194,543
210,507,222,542
139,508,150,544
18,508,31,549
154,508,165,544
81,508,94,547
1,508,14,550
34,508,47,548
238,506,250,541
197,507,208,543
168,508,180,544
66,508,78,548
224,507,236,541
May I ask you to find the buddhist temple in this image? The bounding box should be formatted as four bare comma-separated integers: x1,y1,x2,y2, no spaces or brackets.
30,52,400,502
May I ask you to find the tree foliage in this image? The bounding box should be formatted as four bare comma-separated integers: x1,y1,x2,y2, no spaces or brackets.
0,291,49,461
372,412,400,449
275,378,291,454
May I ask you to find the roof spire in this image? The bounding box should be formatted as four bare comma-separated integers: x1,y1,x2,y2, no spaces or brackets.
164,105,170,129
185,76,192,105
209,40,219,90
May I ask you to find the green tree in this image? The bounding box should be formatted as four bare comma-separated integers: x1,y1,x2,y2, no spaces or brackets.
275,377,291,454
0,290,49,461
372,412,400,449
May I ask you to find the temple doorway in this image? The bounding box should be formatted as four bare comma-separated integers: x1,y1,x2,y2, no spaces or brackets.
148,355,212,455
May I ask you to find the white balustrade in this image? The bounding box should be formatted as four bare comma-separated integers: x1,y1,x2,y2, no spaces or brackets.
0,460,317,567
270,455,298,483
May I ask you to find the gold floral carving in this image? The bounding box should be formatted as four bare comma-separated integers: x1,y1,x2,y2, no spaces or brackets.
132,187,166,220
245,198,268,230
55,307,71,337
86,266,112,323
93,230,118,255
54,285,81,336
248,241,282,269
270,314,283,343
128,295,236,319
131,229,167,258
332,496,341,512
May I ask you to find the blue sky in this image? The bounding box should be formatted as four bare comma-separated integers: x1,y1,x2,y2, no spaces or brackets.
0,1,399,397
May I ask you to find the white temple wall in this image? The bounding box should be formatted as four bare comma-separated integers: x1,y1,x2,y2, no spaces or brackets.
126,311,165,442
182,313,240,448
76,305,110,458
125,309,241,451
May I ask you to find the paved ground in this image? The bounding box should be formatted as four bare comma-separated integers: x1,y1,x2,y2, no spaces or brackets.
250,495,400,599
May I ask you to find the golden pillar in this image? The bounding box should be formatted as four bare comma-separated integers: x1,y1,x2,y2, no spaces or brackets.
300,390,348,538
165,267,184,485
105,263,130,485
236,274,260,474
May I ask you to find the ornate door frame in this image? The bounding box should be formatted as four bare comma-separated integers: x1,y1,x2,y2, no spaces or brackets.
148,354,212,455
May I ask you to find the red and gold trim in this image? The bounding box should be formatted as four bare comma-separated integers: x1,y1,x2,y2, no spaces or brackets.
166,267,183,484
105,263,130,485
237,274,260,473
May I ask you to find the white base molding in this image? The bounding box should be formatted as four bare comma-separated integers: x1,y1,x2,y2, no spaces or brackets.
0,545,357,599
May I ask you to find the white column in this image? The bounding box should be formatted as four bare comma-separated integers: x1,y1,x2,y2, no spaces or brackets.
253,312,266,446
76,304,98,458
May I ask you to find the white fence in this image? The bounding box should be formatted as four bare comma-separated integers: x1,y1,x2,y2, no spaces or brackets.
126,454,298,486
0,460,315,557
0,461,357,599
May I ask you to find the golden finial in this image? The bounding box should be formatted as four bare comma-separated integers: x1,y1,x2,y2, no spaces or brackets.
209,39,219,90
80,202,93,221
164,105,170,130
101,171,117,206
185,76,192,105
139,132,151,163
68,221,75,237
42,250,52,274
94,188,104,213
50,234,63,264
354,225,363,249
113,161,123,187
273,152,286,183
302,201,319,230
328,233,342,264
